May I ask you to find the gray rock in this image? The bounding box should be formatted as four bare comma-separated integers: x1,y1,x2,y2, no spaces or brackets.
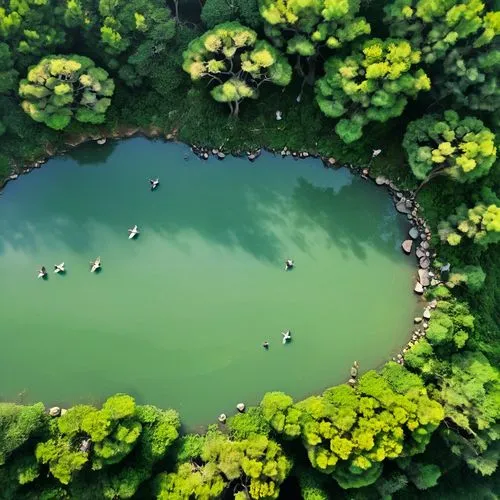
418,269,430,287
414,282,424,294
414,317,423,324
96,138,106,145
430,278,440,286
236,403,246,412
350,366,358,377
423,308,431,320
419,257,431,269
9,174,18,180
217,152,225,160
396,200,411,214
429,299,438,309
409,227,419,239
421,241,430,250
416,248,425,259
49,407,61,417
375,176,388,185
402,240,413,254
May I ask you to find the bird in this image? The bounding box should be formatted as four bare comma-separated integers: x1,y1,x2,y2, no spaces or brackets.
54,262,65,273
128,225,140,239
149,178,159,190
90,257,101,273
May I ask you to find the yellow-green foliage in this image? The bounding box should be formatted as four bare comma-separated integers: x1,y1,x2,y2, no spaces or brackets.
182,22,291,114
315,38,430,143
260,371,443,488
384,0,500,63
403,110,497,182
18,54,114,129
259,0,370,57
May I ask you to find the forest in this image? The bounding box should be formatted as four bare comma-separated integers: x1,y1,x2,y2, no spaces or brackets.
0,0,499,498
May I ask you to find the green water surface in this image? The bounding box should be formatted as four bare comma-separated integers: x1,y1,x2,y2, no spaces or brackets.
0,138,418,429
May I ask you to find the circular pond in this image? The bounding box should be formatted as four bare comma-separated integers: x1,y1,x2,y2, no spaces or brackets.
0,138,418,429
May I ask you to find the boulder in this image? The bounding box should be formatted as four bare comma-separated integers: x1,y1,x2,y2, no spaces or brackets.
414,282,424,294
418,269,430,287
9,174,18,180
236,403,245,413
375,176,388,185
431,278,440,286
421,241,430,250
396,200,411,214
96,138,106,145
350,366,358,377
402,240,413,254
429,299,438,309
409,227,419,239
416,248,425,259
419,257,431,269
217,152,225,160
49,407,61,417
303,152,309,158
414,317,423,324
60,408,68,416
423,308,431,320
348,378,356,386
328,157,336,166
218,413,227,423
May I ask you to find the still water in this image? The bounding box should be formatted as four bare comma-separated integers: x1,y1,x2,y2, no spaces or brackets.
0,138,417,429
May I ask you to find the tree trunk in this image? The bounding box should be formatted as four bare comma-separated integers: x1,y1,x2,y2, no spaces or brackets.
294,55,305,78
413,166,448,198
173,0,179,21
232,99,240,117
305,53,317,86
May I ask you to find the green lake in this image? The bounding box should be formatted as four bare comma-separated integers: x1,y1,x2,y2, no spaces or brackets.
0,138,418,429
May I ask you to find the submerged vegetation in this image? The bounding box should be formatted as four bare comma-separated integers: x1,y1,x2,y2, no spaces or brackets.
0,0,498,498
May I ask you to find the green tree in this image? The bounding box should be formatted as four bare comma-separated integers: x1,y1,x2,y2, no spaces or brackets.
384,0,500,63
202,0,261,29
403,110,497,187
0,0,66,70
446,265,486,292
436,47,500,114
0,42,18,93
19,54,115,130
438,191,500,247
182,22,292,116
259,0,370,81
408,463,442,489
315,38,430,143
0,402,46,465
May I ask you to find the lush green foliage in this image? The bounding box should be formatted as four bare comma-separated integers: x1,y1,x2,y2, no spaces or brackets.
183,21,292,115
403,110,497,183
19,54,115,130
315,38,430,143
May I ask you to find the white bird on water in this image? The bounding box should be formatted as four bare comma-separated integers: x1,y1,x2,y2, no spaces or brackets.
37,266,47,279
149,178,159,190
128,225,140,239
90,257,101,273
54,262,65,273
281,330,292,344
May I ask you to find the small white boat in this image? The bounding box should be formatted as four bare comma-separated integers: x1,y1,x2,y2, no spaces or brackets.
284,259,294,271
90,257,101,273
128,225,139,239
37,266,47,279
281,330,292,344
149,178,159,190
54,262,65,273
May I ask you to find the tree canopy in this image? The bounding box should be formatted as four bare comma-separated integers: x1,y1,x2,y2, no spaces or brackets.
403,110,497,184
315,38,430,143
183,22,292,115
19,54,115,130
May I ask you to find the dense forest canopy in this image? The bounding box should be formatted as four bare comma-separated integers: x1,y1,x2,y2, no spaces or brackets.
0,0,499,498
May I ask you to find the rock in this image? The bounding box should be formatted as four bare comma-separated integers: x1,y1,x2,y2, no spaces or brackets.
402,240,413,254
421,241,430,250
423,322,429,329
96,138,106,145
396,200,411,214
166,134,174,140
405,199,413,209
49,407,61,417
409,227,419,239
9,174,18,180
429,299,438,309
303,152,309,158
327,157,336,166
389,181,398,190
362,168,369,176
431,278,440,286
350,366,358,377
418,269,430,287
375,176,388,185
236,403,245,413
423,308,431,320
218,413,227,423
348,378,356,386
217,152,225,160
416,248,425,259
414,317,423,324
60,408,68,416
419,257,431,269
414,282,424,294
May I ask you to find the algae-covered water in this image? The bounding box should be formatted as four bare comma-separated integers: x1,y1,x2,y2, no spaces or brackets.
0,138,417,428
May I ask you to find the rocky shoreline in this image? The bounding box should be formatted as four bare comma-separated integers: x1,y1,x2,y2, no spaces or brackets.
2,130,439,380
